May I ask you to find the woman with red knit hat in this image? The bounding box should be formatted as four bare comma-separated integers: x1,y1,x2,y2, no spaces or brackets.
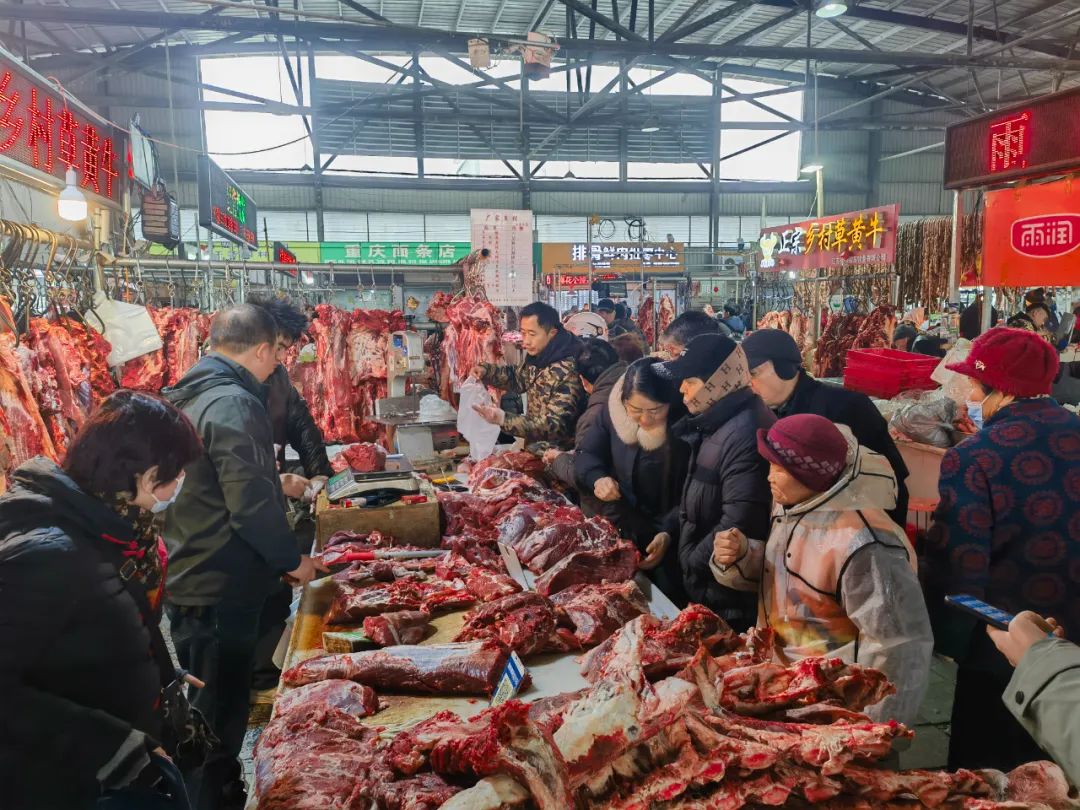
925,327,1080,771
712,413,932,727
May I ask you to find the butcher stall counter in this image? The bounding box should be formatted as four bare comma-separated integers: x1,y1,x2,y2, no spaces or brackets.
277,571,680,734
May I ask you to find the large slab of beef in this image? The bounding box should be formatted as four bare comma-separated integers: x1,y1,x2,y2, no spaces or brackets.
119,305,172,391
495,501,584,547
455,591,578,657
514,515,621,574
282,638,517,695
362,610,432,647
466,450,545,487
435,552,522,602
254,684,380,810
272,679,383,723
718,656,894,716
384,700,573,810
326,578,474,624
435,295,504,399
330,441,387,473
534,540,640,597
580,604,735,682
119,306,208,391
550,581,650,647
0,327,58,491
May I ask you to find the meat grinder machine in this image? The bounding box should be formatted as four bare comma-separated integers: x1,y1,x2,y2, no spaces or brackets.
375,330,459,463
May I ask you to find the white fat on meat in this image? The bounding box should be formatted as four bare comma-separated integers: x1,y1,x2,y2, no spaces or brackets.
553,678,641,766
439,775,530,809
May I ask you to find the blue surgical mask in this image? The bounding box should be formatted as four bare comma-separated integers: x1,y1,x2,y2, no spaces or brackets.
150,473,185,514
966,397,987,430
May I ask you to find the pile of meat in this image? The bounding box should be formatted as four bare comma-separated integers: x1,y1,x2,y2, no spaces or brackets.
427,293,504,401
259,604,1077,810
850,304,897,350
813,306,896,378
286,305,405,443
330,442,387,473
756,310,814,358
119,306,210,391
638,295,675,349
464,450,545,487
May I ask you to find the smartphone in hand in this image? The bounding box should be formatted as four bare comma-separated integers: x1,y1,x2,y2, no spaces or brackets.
944,594,1014,631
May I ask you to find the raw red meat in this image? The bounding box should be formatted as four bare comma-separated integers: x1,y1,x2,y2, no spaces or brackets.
496,501,584,547
719,656,895,715
455,591,578,657
64,317,116,406
385,701,573,810
119,305,171,391
550,581,649,646
638,295,675,348
362,610,432,646
435,552,521,601
282,639,518,696
581,604,735,682
440,533,504,567
163,307,209,387
324,529,396,549
273,679,383,722
438,295,504,399
0,326,58,486
466,450,545,487
326,578,473,624
369,771,461,810
514,515,621,574
330,442,387,473
534,540,640,597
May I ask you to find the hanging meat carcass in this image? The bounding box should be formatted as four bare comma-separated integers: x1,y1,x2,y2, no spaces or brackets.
437,295,504,400
0,316,58,491
638,295,675,349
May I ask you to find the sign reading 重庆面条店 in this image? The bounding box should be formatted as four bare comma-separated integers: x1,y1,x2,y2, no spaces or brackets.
982,176,1080,287
757,204,899,272
471,209,534,307
320,242,470,266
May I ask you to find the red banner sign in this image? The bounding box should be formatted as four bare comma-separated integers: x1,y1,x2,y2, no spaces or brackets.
982,177,1080,286
0,55,127,206
757,204,899,272
544,272,619,288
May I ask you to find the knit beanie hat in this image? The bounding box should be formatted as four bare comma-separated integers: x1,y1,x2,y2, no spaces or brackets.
757,414,848,492
945,327,1059,397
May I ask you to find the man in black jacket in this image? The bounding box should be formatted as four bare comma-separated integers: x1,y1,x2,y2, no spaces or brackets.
247,296,333,695
741,328,910,524
163,304,326,810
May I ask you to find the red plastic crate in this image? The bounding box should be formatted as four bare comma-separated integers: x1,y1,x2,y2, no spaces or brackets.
842,347,940,399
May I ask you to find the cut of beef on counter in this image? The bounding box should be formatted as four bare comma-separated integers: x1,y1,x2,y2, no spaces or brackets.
533,540,640,597
331,442,387,473
719,656,894,716
580,604,735,682
495,501,583,547
454,591,578,657
514,516,621,574
435,552,522,602
385,700,573,810
282,638,520,695
465,450,545,487
272,679,384,722
550,581,650,646
326,579,474,624
362,610,432,647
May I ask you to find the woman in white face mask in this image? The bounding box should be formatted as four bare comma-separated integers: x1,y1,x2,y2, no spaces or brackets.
0,390,202,809
924,326,1080,775
574,357,691,605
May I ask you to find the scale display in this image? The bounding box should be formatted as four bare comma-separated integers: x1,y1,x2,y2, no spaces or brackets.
325,468,418,502
197,154,258,250
944,86,1080,189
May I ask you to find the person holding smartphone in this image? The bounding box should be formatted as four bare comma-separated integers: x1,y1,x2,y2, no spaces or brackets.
988,611,1078,785
924,327,1080,771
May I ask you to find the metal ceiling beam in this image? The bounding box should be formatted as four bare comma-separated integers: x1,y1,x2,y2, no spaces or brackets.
558,0,643,42
659,0,756,44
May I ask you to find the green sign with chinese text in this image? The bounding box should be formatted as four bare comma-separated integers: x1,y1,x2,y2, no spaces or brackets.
320,242,469,266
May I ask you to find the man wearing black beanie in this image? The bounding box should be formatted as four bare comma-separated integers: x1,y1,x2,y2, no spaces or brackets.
741,328,909,524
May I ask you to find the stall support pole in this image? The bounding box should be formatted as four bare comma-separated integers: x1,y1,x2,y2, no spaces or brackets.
982,286,994,333
948,190,963,303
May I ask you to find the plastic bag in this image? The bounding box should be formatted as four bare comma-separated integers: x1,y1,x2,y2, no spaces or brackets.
419,394,456,422
890,393,958,448
91,291,164,366
931,338,972,405
457,378,501,462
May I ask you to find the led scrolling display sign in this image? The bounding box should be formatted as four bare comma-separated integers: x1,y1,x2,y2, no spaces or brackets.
0,54,126,206
197,155,258,250
944,86,1080,189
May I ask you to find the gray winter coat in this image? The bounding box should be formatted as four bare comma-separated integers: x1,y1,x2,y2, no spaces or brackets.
162,353,301,605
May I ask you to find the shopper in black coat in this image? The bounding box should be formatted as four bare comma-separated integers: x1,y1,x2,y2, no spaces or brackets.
575,357,691,605
655,333,775,630
0,391,202,810
742,328,909,525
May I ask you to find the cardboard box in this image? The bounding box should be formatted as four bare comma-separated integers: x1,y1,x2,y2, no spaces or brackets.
314,478,440,549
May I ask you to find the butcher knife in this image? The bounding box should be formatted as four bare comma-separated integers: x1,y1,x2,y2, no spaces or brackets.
332,549,448,563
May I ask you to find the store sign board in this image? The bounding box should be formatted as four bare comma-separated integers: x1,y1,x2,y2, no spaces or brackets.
544,272,620,288
945,86,1080,190
982,177,1080,286
541,242,685,277
757,204,899,272
197,155,258,250
471,209,534,307
320,241,469,266
0,51,126,206
273,241,298,277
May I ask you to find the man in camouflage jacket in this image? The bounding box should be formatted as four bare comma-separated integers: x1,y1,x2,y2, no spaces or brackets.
472,301,586,450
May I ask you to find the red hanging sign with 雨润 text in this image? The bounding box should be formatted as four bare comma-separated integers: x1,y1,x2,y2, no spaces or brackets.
982,177,1080,286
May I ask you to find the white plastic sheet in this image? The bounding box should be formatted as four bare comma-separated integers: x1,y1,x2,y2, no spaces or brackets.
91,291,164,366
457,378,501,461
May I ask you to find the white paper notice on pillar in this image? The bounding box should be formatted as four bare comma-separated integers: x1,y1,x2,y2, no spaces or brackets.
470,209,534,306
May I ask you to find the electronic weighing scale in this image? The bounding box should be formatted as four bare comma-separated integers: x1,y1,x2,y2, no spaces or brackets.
324,454,419,502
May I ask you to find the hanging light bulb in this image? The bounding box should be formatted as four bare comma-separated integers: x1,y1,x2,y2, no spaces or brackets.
57,167,87,222
814,0,848,18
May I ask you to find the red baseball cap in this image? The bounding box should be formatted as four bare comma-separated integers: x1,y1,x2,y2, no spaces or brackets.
946,327,1059,398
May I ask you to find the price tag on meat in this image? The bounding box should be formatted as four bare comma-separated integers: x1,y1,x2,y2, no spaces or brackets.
489,651,527,707
470,209,534,306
